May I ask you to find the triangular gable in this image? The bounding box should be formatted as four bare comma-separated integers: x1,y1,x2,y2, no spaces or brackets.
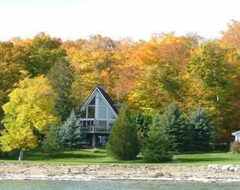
80,86,118,118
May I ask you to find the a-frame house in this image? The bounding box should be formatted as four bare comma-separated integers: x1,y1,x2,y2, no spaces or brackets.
79,86,119,147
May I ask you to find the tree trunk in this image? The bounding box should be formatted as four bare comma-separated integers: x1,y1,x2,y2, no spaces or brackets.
18,149,24,161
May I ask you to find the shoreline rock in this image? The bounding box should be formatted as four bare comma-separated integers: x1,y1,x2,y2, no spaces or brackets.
1,163,240,183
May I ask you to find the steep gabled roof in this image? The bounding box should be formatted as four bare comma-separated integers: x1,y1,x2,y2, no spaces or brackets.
80,86,118,116
97,86,118,114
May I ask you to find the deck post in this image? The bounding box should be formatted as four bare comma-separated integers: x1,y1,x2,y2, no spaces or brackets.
92,134,96,147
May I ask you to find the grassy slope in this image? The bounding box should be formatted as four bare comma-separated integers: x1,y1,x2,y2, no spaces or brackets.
1,149,240,165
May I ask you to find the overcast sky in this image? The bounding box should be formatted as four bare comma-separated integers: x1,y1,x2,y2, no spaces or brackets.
0,0,240,41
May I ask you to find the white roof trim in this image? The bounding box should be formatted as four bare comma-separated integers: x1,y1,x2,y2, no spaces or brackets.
232,131,240,136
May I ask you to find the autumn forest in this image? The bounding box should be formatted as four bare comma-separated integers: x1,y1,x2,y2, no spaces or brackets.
1,20,240,148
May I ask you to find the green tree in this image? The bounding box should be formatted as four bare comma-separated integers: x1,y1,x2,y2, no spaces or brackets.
188,108,212,151
42,124,61,154
0,76,60,160
59,110,86,149
106,105,140,160
160,104,190,152
131,112,152,144
47,58,74,121
189,41,235,142
142,112,172,162
20,32,67,77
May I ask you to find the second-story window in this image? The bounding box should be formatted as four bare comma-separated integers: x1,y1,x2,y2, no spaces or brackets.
87,97,95,118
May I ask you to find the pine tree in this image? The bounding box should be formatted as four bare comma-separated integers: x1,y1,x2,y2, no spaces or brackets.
106,104,140,160
142,112,172,162
42,124,61,154
131,112,152,145
47,59,74,121
188,108,212,151
59,110,86,149
161,104,190,152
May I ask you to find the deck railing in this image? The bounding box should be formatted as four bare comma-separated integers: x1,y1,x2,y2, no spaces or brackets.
82,125,111,133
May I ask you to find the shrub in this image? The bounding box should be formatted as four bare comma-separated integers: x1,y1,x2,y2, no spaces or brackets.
42,124,62,154
160,104,190,152
188,108,212,152
230,141,240,153
142,112,172,162
131,112,152,145
59,110,86,149
106,104,140,160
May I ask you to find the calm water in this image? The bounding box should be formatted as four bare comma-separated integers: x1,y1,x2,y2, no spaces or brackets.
0,180,240,190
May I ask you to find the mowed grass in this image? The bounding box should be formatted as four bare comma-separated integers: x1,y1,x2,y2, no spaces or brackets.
174,152,240,165
1,149,240,165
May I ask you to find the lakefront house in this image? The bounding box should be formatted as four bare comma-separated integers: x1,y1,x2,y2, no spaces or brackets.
79,86,119,147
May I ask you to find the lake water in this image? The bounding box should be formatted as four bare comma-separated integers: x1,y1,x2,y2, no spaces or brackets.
0,180,240,190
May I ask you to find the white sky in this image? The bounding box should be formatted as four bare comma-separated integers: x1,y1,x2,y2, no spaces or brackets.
0,0,240,41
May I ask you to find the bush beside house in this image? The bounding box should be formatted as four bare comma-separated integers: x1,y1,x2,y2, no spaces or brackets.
106,104,140,160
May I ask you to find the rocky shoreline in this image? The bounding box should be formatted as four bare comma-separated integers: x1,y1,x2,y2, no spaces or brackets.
0,163,240,183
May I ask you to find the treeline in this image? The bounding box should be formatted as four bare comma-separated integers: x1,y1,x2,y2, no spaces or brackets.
107,104,212,162
1,20,240,146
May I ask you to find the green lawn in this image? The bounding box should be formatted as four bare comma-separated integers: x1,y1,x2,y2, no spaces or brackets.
174,153,240,165
1,149,240,165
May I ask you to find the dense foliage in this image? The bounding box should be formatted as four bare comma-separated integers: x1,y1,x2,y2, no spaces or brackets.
0,76,60,160
131,112,152,144
47,59,74,121
2,20,240,159
59,110,86,149
142,112,172,162
106,105,140,160
160,104,190,152
188,108,212,152
42,124,62,154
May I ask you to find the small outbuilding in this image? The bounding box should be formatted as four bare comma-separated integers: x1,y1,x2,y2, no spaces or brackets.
232,131,240,142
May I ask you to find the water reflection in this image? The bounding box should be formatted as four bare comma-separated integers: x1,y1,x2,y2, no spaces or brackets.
0,180,240,190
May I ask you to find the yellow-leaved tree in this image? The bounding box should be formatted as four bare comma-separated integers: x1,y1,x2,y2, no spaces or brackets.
0,76,60,160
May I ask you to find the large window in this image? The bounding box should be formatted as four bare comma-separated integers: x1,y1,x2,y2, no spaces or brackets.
81,97,96,119
107,107,115,119
87,106,95,118
87,97,95,118
99,97,107,119
99,105,107,119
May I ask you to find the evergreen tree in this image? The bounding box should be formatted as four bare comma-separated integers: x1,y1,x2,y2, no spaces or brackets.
142,112,172,162
42,124,61,154
131,112,152,145
59,110,86,149
161,104,190,152
47,59,74,121
106,104,140,160
188,108,212,151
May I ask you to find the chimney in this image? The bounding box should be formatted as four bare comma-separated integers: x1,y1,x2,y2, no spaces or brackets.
114,103,121,111
99,85,106,91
